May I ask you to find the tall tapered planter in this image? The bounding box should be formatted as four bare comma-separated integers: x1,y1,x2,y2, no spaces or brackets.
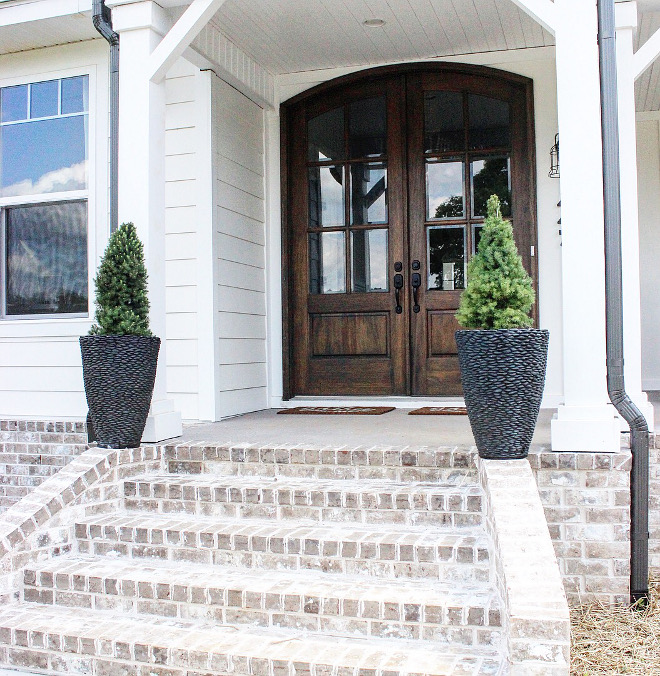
80,335,160,449
456,328,549,459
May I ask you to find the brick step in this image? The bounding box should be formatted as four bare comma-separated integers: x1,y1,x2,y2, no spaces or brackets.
74,512,491,583
23,556,503,645
124,474,483,527
161,443,477,482
0,604,506,676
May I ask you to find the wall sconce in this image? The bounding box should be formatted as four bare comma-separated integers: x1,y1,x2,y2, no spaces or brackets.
549,133,560,178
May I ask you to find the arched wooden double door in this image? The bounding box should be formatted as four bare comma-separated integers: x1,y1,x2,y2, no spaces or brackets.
282,64,537,398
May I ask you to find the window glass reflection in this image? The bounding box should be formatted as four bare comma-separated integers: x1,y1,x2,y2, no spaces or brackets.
473,224,483,254
350,162,387,225
309,231,346,294
1,117,88,197
352,229,388,293
468,95,510,149
6,201,88,315
471,156,511,218
424,91,464,153
1,85,28,123
308,165,344,228
426,160,464,220
308,107,344,162
349,97,386,158
30,80,58,119
61,77,88,115
428,226,465,290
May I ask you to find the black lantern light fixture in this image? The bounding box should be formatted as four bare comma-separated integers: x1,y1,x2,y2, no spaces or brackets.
549,133,560,178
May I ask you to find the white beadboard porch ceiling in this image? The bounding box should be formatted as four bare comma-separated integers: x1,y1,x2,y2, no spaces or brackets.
636,11,660,110
211,0,555,76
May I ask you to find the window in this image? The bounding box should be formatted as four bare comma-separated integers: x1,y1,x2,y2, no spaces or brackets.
0,75,89,317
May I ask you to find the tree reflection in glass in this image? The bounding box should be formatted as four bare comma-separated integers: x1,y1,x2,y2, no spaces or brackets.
427,226,465,290
471,156,511,217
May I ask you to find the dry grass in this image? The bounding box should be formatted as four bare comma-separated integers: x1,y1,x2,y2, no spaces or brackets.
570,576,660,675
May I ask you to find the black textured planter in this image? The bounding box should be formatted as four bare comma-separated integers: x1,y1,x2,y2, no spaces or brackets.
79,335,160,449
455,329,549,460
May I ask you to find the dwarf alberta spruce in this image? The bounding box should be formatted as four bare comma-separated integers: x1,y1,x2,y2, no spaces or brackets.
456,194,535,330
89,222,152,337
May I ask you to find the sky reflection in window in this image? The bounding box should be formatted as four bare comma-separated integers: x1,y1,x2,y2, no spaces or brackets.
0,76,88,198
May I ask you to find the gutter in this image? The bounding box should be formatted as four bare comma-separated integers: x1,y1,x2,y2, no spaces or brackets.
92,0,119,233
597,0,650,604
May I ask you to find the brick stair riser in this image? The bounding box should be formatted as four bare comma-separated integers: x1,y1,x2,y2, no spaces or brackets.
123,482,483,528
23,570,502,646
0,640,504,676
124,498,482,528
0,608,507,676
162,446,478,484
74,525,491,583
170,460,475,483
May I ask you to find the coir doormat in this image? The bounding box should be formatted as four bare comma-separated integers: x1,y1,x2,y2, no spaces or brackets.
278,406,395,415
408,406,467,415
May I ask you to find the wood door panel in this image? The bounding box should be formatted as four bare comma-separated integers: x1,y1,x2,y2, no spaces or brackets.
311,313,389,357
428,311,460,357
306,358,395,395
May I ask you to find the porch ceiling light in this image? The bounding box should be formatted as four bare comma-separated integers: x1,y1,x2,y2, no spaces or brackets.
363,18,386,27
549,133,560,178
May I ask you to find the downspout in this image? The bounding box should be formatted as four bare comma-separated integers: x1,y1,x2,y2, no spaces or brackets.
597,0,650,604
93,0,119,233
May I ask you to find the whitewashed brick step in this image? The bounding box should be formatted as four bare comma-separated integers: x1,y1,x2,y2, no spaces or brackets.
0,605,506,676
74,513,491,582
124,475,483,527
162,444,477,482
23,556,503,643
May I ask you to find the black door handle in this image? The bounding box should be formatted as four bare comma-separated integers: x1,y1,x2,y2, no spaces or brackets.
411,272,421,313
394,273,404,314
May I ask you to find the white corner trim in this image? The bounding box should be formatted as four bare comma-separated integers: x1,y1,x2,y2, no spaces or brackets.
633,26,660,80
148,0,228,83
507,0,557,35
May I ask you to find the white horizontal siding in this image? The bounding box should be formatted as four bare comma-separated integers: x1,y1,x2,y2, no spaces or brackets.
165,60,202,420
212,76,267,418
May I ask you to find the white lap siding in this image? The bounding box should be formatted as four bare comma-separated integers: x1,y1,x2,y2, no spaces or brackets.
212,77,267,418
165,60,203,421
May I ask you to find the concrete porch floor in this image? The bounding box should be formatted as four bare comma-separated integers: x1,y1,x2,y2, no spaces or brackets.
176,407,555,448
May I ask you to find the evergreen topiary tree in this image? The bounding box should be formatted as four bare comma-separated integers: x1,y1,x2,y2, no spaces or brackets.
456,194,534,330
89,222,152,336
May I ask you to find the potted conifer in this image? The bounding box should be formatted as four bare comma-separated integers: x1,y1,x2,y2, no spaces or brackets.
80,223,160,448
455,195,549,459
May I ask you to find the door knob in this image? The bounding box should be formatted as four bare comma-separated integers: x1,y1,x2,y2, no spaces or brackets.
411,272,421,313
394,273,404,314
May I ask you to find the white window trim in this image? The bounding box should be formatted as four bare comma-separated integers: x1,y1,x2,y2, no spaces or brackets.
0,63,99,325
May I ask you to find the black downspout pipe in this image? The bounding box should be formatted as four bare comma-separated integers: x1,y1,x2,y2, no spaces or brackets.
92,0,119,233
597,0,650,604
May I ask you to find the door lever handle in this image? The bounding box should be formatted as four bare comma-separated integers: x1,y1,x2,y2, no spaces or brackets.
411,272,421,313
393,273,404,314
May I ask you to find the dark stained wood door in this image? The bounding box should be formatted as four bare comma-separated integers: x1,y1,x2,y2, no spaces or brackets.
282,65,536,397
406,71,536,395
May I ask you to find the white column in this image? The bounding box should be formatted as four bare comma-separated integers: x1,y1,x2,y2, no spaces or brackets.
616,1,655,429
551,0,621,451
107,0,182,441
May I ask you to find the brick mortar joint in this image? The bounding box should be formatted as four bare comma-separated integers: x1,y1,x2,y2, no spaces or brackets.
478,456,570,670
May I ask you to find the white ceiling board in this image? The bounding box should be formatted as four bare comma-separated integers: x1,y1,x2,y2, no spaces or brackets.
0,15,98,55
636,11,660,111
212,0,554,75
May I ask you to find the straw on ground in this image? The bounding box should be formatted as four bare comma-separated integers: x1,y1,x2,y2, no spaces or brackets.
570,574,660,675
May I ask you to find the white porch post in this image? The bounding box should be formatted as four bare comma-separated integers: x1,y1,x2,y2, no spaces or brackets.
106,0,182,442
550,0,621,451
616,1,655,429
